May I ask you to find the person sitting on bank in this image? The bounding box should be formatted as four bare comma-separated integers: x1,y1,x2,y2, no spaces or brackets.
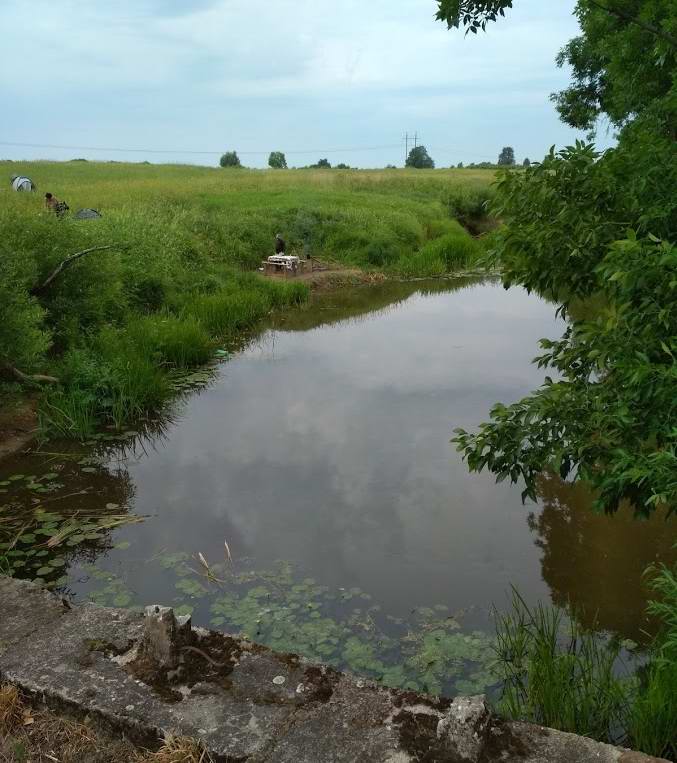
275,234,286,255
45,193,70,218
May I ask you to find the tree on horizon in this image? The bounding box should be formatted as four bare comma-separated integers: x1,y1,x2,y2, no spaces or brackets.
219,151,242,168
268,151,287,169
406,145,435,169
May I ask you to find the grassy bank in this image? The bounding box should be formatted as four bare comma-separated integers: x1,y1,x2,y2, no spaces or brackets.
0,163,493,438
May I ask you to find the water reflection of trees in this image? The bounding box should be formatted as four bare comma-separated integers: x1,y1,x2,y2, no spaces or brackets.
529,472,676,642
271,276,492,333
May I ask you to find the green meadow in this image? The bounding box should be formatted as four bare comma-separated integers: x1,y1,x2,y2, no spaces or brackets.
1,161,494,437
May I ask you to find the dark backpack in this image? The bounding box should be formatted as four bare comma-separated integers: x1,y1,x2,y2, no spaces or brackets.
55,201,70,218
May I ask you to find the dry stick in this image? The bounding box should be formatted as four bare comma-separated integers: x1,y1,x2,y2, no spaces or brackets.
181,646,230,669
1,363,59,386
32,245,121,296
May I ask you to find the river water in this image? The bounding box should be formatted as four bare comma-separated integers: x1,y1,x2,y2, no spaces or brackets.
2,277,674,695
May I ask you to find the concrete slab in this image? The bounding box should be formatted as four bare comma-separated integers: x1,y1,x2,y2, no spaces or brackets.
0,579,669,762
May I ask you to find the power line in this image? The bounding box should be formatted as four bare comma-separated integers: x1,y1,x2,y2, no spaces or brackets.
0,140,403,156
0,138,501,164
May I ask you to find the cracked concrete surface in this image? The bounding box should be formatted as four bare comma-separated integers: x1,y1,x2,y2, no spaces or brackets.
0,578,668,762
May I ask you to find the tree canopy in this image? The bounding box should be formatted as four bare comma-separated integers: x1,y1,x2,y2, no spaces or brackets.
552,1,676,135
498,146,515,166
268,151,287,169
219,151,242,168
406,146,435,169
435,1,513,33
439,0,677,515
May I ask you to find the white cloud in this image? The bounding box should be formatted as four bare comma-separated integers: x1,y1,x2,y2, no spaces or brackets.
1,0,604,167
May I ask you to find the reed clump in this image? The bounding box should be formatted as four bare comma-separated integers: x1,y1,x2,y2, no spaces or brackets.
494,567,677,761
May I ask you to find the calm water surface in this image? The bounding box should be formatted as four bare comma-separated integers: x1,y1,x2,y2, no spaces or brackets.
3,278,674,692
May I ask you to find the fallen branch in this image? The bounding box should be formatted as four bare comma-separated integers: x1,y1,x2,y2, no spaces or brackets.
1,363,59,386
31,245,120,295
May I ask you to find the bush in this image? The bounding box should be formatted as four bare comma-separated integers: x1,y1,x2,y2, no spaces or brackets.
0,252,50,372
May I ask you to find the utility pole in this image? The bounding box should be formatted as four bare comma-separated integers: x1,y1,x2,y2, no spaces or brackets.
404,131,419,166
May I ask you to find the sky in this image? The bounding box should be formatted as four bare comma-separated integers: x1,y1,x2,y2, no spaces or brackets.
1,0,613,169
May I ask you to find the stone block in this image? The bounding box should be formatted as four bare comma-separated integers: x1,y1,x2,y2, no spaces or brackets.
436,694,491,762
142,605,193,669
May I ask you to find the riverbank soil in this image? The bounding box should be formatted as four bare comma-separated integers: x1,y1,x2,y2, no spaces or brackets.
0,397,37,463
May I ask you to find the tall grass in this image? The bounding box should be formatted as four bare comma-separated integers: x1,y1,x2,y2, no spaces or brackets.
187,291,271,335
629,563,677,760
493,588,629,744
494,572,677,761
125,315,215,369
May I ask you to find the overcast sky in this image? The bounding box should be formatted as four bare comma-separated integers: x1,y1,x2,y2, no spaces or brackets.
1,0,612,168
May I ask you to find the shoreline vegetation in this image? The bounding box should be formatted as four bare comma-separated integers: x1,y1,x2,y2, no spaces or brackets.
0,162,495,441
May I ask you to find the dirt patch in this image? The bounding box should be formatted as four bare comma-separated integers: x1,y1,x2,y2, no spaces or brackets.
394,709,460,763
263,263,387,291
302,665,341,704
0,397,38,462
479,718,530,762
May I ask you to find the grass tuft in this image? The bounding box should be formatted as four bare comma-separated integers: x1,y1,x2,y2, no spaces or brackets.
0,684,22,735
146,734,214,763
